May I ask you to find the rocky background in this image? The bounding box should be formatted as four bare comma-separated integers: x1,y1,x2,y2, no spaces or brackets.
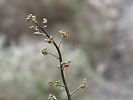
0,0,133,100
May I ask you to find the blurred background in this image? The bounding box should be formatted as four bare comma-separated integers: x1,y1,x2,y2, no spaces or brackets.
0,0,133,100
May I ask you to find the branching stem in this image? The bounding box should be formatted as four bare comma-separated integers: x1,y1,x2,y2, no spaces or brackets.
35,22,71,100
48,53,59,59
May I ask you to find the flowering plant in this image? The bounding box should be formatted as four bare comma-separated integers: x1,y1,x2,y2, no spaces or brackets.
26,14,87,100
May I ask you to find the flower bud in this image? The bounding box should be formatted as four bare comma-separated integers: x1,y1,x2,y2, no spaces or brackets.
42,18,47,24
47,38,53,44
29,26,34,29
45,37,53,44
26,14,33,22
42,48,48,55
80,79,87,89
64,63,69,69
33,32,42,35
50,36,53,40
48,80,53,86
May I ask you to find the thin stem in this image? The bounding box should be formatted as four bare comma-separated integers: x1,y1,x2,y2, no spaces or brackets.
48,53,59,59
57,84,65,87
53,39,72,100
58,36,63,48
35,23,50,38
35,22,71,100
70,86,81,96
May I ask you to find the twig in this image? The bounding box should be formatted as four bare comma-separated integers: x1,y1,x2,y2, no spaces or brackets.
70,86,81,96
57,84,65,88
48,53,59,59
58,36,63,48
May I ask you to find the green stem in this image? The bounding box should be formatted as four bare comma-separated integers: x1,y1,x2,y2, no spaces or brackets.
58,36,63,48
48,53,59,59
70,86,81,96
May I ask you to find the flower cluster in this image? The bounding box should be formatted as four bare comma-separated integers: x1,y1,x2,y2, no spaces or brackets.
59,30,69,37
80,79,87,89
26,14,37,23
48,80,64,88
42,18,48,28
48,94,57,100
29,26,42,35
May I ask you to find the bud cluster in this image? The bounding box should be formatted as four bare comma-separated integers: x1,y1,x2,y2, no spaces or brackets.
80,79,87,89
48,94,57,100
48,80,64,88
29,26,42,35
26,14,37,23
42,18,48,28
59,30,69,37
